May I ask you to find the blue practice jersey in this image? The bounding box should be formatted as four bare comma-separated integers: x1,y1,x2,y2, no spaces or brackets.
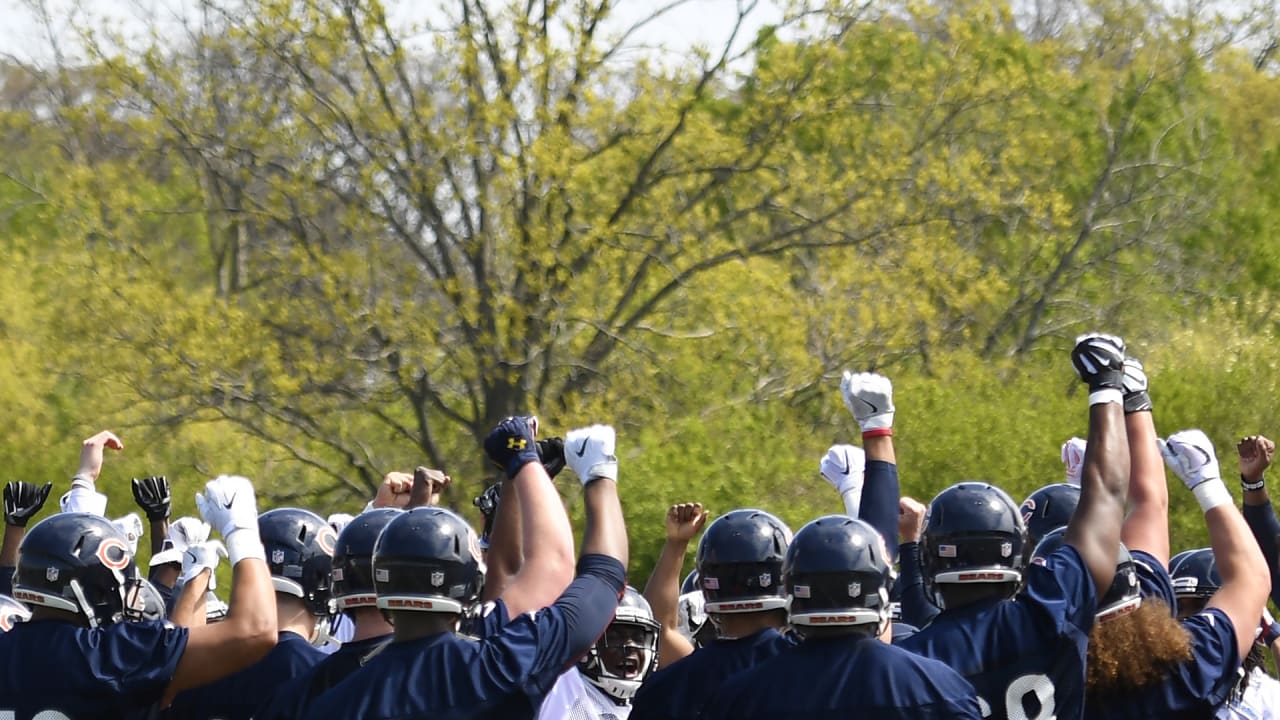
703,635,982,720
1243,502,1280,608
899,544,1096,720
629,627,795,720
256,634,392,720
305,555,625,720
1131,549,1176,611
0,567,12,596
164,631,325,720
1088,608,1241,719
0,618,188,719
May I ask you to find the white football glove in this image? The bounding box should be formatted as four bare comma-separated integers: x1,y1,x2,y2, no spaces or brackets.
564,425,619,484
170,517,212,548
1061,437,1087,486
840,372,895,432
820,443,866,495
180,540,228,590
196,475,264,564
112,513,144,555
1159,430,1222,490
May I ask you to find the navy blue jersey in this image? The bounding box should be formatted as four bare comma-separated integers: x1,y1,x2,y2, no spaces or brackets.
0,618,188,719
165,631,325,720
1088,608,1241,719
305,555,626,720
1243,501,1280,608
703,635,982,720
0,566,12,596
899,544,1096,720
1131,549,1176,611
256,634,391,720
629,627,795,720
897,541,941,628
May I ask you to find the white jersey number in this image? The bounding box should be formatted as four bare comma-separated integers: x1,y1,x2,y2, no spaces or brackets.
977,674,1058,720
0,712,74,720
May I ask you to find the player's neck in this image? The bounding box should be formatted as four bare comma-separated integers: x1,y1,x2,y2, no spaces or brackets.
350,607,393,642
276,595,317,641
938,584,1014,611
391,611,457,642
712,610,785,640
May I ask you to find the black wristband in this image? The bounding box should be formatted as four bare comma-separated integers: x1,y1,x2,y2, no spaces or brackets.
1242,473,1266,492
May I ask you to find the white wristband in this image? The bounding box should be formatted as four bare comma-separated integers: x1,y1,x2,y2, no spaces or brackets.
839,488,862,518
1088,389,1124,406
224,527,266,565
1192,479,1232,513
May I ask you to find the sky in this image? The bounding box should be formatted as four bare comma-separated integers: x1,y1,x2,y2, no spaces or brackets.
0,0,789,65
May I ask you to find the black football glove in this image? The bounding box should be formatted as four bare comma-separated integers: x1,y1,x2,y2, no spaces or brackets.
537,437,566,478
4,481,53,527
1071,332,1126,392
131,475,172,521
483,416,541,477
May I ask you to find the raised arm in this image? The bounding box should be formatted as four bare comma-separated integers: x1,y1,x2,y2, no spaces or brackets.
896,496,940,627
1163,430,1271,662
1063,333,1131,596
1117,357,1169,566
60,430,122,516
480,437,566,603
2,481,53,591
1238,435,1280,608
482,417,576,618
643,502,706,666
479,480,521,602
132,475,172,556
165,475,277,698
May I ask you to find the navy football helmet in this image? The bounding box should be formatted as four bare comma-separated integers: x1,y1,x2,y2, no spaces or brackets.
1034,527,1141,620
681,568,700,595
373,507,485,616
0,594,30,632
784,515,893,635
1169,547,1221,603
12,513,146,627
332,508,402,611
920,483,1028,608
579,586,660,702
695,509,791,614
259,508,337,617
1019,483,1080,550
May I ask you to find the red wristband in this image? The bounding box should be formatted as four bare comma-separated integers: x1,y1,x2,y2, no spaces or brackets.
862,428,893,438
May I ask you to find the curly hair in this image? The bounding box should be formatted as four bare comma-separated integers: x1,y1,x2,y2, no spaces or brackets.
1086,600,1193,698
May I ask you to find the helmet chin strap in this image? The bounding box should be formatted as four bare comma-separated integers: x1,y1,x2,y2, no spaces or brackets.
68,579,100,629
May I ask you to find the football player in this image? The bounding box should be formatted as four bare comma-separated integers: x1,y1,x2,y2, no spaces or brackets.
1077,429,1269,718
629,507,794,720
304,418,628,719
898,333,1133,720
539,587,661,720
0,472,277,719
704,515,981,719
1169,548,1280,717
256,507,402,719
164,507,337,719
